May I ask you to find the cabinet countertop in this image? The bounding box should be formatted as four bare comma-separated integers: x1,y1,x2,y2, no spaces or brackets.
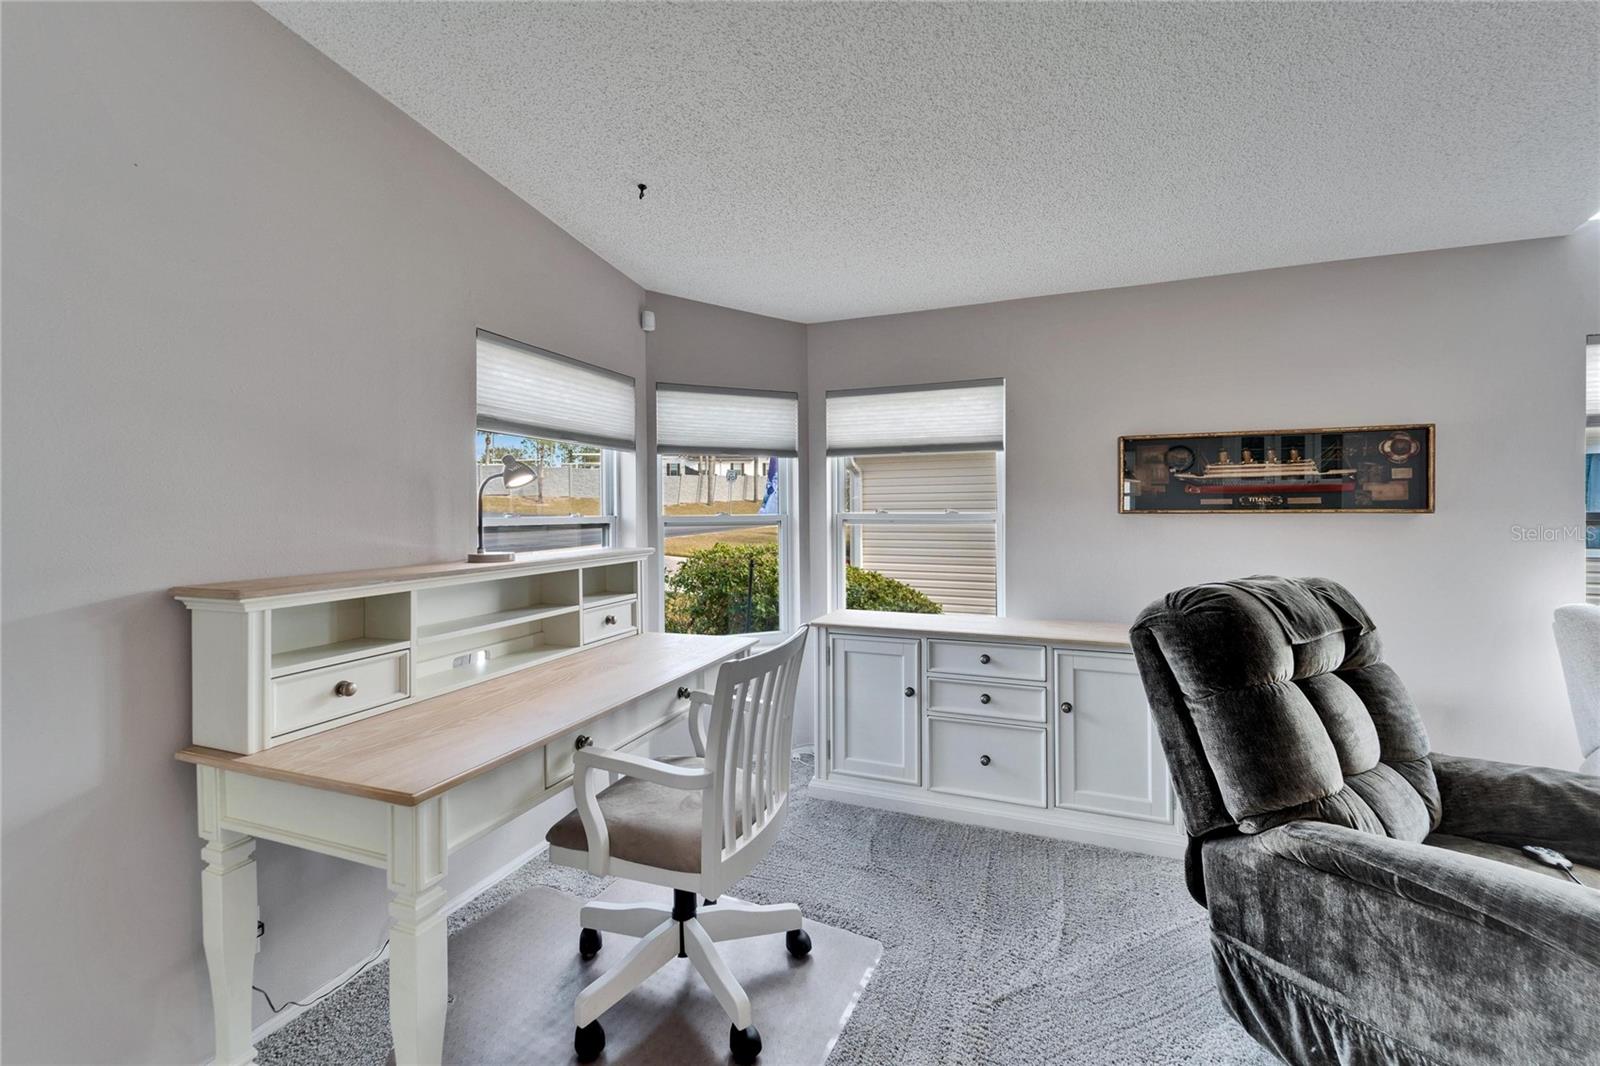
810,610,1132,650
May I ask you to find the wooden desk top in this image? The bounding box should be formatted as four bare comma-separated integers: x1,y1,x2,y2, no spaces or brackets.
171,545,653,603
810,610,1131,650
177,633,756,805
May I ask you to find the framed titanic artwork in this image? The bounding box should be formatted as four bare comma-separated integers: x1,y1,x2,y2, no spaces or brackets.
1119,424,1434,514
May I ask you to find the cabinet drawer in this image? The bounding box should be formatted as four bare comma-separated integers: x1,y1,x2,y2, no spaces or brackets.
927,639,1046,683
546,684,684,786
927,678,1046,724
270,650,409,738
582,599,638,644
927,717,1047,807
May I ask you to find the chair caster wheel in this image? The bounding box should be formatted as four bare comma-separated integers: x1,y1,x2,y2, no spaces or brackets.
730,1024,762,1065
786,928,812,958
575,1020,605,1062
579,928,602,960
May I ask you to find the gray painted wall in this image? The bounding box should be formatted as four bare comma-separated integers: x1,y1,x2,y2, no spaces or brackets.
806,231,1600,772
1,5,645,1062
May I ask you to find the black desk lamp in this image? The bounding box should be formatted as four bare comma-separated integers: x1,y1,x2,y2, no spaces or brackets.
469,457,537,563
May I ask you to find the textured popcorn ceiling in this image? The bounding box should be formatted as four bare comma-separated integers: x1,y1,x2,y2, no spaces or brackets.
263,2,1599,323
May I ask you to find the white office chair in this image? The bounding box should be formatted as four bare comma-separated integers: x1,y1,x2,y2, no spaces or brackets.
545,626,811,1064
1554,604,1600,774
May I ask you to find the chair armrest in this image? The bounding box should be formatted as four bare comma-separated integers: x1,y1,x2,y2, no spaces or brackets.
1261,820,1600,968
571,747,711,874
1431,752,1600,868
685,690,713,758
574,746,713,789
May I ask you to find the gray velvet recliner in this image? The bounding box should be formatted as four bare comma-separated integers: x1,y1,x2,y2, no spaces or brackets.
1130,576,1600,1066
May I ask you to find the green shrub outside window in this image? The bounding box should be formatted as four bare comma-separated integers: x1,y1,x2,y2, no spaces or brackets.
664,543,940,635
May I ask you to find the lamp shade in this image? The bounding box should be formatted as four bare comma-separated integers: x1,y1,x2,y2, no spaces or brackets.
501,457,536,489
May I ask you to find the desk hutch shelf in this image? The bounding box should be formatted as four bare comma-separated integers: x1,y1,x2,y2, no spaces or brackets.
173,546,649,754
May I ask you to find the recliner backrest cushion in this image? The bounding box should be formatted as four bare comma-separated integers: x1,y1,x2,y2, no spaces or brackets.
1131,576,1439,840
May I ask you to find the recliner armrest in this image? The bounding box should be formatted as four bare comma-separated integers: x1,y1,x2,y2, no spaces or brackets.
1431,752,1600,868
1259,820,1600,969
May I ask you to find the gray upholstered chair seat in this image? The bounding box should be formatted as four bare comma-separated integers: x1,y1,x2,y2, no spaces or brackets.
548,756,706,872
1424,834,1600,889
547,757,745,873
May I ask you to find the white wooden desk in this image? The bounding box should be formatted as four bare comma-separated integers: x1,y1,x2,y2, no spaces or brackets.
178,630,756,1066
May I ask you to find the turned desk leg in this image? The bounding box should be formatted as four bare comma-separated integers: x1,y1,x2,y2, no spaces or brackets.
201,830,259,1066
387,800,448,1066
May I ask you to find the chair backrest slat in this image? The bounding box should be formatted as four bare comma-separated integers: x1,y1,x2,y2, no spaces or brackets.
701,627,809,872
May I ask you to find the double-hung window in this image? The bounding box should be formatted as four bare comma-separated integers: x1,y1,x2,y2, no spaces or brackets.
828,379,1006,616
657,384,799,637
475,329,635,552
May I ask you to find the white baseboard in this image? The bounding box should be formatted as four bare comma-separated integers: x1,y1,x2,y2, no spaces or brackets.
808,777,1185,860
247,840,554,1046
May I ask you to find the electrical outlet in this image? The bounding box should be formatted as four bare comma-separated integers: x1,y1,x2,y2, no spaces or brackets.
452,649,489,670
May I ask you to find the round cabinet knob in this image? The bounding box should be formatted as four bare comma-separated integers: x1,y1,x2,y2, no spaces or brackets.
1060,701,1074,715
333,680,358,697
979,755,992,766
574,734,592,750
677,686,692,700
904,686,915,698
979,654,992,665
979,693,992,705
604,614,617,626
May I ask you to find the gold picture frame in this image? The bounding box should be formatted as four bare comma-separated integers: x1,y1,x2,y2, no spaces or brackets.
1118,423,1435,514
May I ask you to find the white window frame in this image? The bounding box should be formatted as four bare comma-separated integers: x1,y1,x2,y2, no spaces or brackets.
475,429,622,551
657,455,799,640
828,451,1006,616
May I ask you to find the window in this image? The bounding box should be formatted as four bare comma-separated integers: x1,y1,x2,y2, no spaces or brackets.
657,384,799,636
475,330,635,552
1586,335,1599,603
828,379,1005,616
476,430,618,551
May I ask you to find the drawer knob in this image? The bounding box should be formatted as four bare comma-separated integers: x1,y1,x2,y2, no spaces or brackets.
1060,701,1073,715
979,693,992,705
333,680,358,697
979,653,992,665
574,734,592,750
904,686,915,698
979,755,992,766
677,686,692,699
604,614,617,626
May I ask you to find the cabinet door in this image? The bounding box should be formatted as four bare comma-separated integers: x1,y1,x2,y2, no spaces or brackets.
1055,651,1171,820
830,635,921,784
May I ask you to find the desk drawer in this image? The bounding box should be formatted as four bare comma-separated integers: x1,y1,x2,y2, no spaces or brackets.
546,683,684,785
927,717,1046,807
583,600,638,644
927,639,1046,683
270,650,409,738
927,678,1047,724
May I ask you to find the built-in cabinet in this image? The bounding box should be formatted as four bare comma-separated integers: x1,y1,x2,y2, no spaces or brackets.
812,611,1179,858
828,634,921,784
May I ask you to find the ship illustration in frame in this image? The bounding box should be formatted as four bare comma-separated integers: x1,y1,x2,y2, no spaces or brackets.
1119,424,1434,514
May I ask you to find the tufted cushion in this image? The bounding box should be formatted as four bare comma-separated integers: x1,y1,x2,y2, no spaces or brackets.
1131,576,1440,841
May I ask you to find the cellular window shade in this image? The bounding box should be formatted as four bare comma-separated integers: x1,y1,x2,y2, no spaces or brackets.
476,330,636,449
826,379,1005,457
656,384,799,458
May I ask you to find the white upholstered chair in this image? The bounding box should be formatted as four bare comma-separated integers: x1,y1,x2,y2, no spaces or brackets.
1554,604,1600,775
545,626,811,1065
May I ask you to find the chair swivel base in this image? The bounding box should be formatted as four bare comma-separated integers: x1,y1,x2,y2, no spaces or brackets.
571,890,808,1064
